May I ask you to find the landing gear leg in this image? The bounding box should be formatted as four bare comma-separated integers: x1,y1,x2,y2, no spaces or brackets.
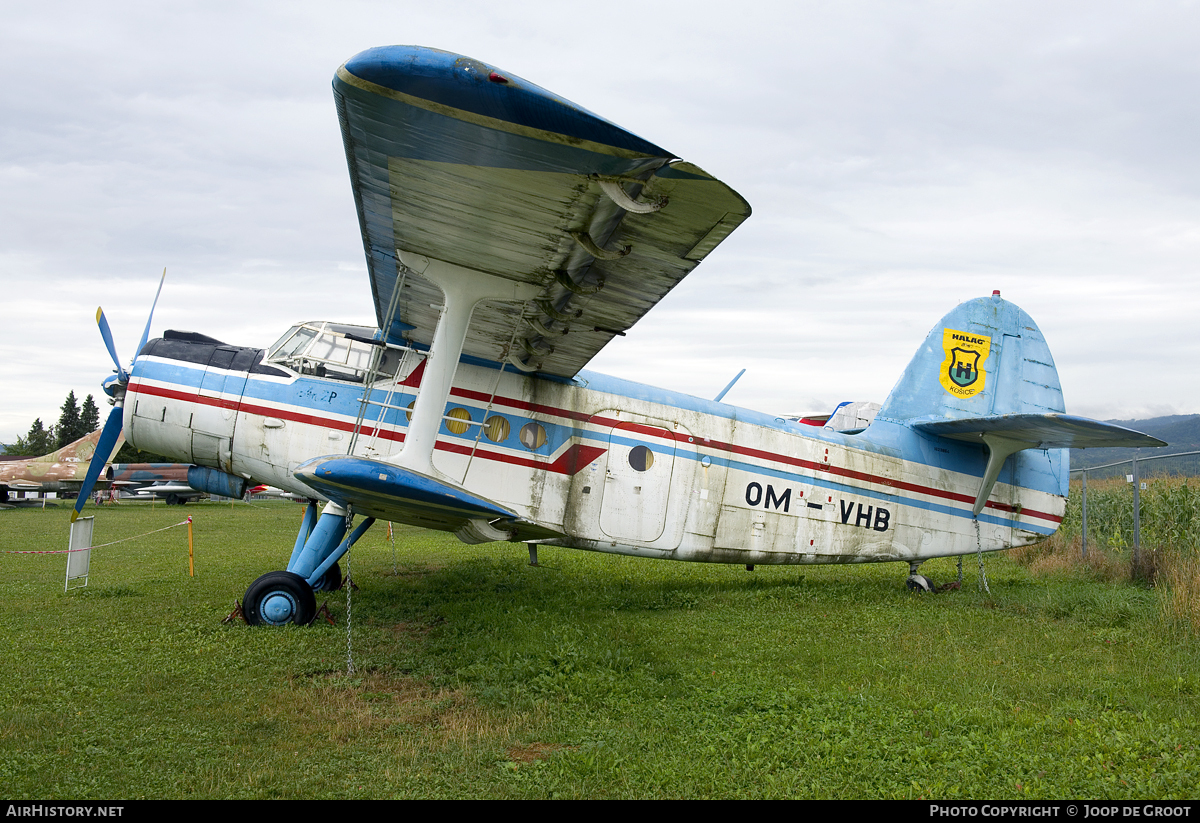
241,502,374,627
906,560,934,593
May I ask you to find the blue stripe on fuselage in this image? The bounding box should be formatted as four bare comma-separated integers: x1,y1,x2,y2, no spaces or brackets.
134,352,1059,532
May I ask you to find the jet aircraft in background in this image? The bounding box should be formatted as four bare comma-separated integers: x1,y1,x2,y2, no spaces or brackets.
1,430,120,507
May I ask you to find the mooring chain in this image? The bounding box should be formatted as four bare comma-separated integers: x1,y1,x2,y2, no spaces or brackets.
344,511,356,675
389,521,396,576
974,518,990,593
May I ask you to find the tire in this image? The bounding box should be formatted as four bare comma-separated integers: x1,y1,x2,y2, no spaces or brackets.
243,571,317,626
312,562,342,592
906,574,934,593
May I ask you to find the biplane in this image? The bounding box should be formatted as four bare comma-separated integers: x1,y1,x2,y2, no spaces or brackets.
72,46,1163,625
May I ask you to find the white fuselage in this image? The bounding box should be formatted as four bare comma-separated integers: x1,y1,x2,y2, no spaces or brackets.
124,334,1065,567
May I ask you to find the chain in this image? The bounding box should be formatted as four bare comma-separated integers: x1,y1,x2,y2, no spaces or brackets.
344,511,356,675
389,521,396,575
974,518,990,593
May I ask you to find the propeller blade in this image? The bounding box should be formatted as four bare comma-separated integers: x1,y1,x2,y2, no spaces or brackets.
96,307,128,384
71,404,124,523
135,268,167,360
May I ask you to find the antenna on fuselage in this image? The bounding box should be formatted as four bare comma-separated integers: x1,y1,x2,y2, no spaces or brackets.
713,369,746,403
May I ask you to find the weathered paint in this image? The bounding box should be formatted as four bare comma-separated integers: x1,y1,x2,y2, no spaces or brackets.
0,430,118,500
79,46,1161,590
122,293,1091,568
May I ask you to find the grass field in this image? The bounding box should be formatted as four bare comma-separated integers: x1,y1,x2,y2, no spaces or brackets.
1,500,1198,799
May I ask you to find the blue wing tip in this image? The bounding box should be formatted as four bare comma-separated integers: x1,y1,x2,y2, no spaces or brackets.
338,45,672,158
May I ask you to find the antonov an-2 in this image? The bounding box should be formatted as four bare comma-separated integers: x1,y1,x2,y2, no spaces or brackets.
73,46,1163,625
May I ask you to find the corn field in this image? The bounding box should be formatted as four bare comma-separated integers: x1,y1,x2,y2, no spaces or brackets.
1060,475,1200,555
1055,473,1200,633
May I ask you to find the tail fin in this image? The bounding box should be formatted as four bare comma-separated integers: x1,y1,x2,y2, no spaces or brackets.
877,291,1063,424
879,292,1163,515
29,429,111,464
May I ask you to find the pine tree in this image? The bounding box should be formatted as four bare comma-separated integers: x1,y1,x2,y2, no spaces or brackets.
80,394,100,433
55,391,86,449
10,418,55,456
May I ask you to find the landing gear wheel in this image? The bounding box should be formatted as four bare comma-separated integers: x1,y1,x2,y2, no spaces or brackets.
906,574,934,593
243,571,317,626
312,562,342,592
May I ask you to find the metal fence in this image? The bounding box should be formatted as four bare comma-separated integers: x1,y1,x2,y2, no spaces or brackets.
1070,450,1200,567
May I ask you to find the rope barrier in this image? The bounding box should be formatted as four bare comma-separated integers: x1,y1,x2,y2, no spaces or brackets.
3,519,191,554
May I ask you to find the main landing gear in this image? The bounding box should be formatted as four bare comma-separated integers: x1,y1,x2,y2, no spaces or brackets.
241,500,374,627
243,571,317,626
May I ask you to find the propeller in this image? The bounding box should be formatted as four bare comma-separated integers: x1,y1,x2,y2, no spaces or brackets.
71,269,167,522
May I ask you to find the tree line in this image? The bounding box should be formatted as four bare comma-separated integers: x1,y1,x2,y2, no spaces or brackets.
4,391,169,462
5,391,100,456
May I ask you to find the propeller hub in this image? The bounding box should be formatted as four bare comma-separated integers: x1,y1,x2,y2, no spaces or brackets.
101,373,126,399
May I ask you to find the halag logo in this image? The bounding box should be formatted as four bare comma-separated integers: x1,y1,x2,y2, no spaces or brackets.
939,328,992,399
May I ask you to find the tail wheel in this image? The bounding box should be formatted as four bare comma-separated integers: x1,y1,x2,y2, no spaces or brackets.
243,571,317,626
906,574,934,593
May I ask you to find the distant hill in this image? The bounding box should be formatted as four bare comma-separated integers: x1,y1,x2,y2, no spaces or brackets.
1071,414,1200,476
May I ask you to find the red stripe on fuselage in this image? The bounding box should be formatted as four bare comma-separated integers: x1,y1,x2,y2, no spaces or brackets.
129,380,604,476
131,376,1061,524
451,387,1060,523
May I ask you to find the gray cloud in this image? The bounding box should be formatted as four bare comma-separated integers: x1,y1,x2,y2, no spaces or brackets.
3,0,1198,441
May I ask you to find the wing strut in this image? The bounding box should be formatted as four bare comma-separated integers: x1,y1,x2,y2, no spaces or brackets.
395,250,540,479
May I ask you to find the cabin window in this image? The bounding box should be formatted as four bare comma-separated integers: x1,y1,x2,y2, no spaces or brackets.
265,321,400,382
445,408,472,435
519,422,547,450
628,446,654,472
484,416,510,443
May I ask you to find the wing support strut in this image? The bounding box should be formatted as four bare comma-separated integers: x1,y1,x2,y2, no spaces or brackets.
396,250,540,479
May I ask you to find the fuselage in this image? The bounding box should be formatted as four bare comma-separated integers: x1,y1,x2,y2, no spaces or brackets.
124,325,1066,566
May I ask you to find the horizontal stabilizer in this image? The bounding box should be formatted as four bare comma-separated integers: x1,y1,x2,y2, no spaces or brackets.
912,414,1166,450
913,414,1164,516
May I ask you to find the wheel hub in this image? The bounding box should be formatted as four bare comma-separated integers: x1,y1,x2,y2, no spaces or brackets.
261,591,298,624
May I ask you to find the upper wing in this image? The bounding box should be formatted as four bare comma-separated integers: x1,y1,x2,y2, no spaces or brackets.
333,46,750,378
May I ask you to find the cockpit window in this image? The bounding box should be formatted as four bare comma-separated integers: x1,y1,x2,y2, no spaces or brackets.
264,322,400,383
269,326,317,361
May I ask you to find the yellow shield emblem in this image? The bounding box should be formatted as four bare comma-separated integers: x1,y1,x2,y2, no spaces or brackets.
939,328,991,399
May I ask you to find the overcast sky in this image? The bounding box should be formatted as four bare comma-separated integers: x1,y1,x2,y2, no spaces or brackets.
3,0,1198,444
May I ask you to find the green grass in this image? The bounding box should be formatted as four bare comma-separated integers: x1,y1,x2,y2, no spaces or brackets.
1,501,1198,798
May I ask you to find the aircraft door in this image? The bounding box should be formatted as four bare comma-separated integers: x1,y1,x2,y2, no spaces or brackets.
598,420,677,543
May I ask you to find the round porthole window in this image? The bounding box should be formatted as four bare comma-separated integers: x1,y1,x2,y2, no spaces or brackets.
519,422,547,450
484,416,510,443
628,445,654,472
445,407,471,435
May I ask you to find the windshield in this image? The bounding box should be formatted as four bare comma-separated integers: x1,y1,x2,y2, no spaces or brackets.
264,322,399,383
